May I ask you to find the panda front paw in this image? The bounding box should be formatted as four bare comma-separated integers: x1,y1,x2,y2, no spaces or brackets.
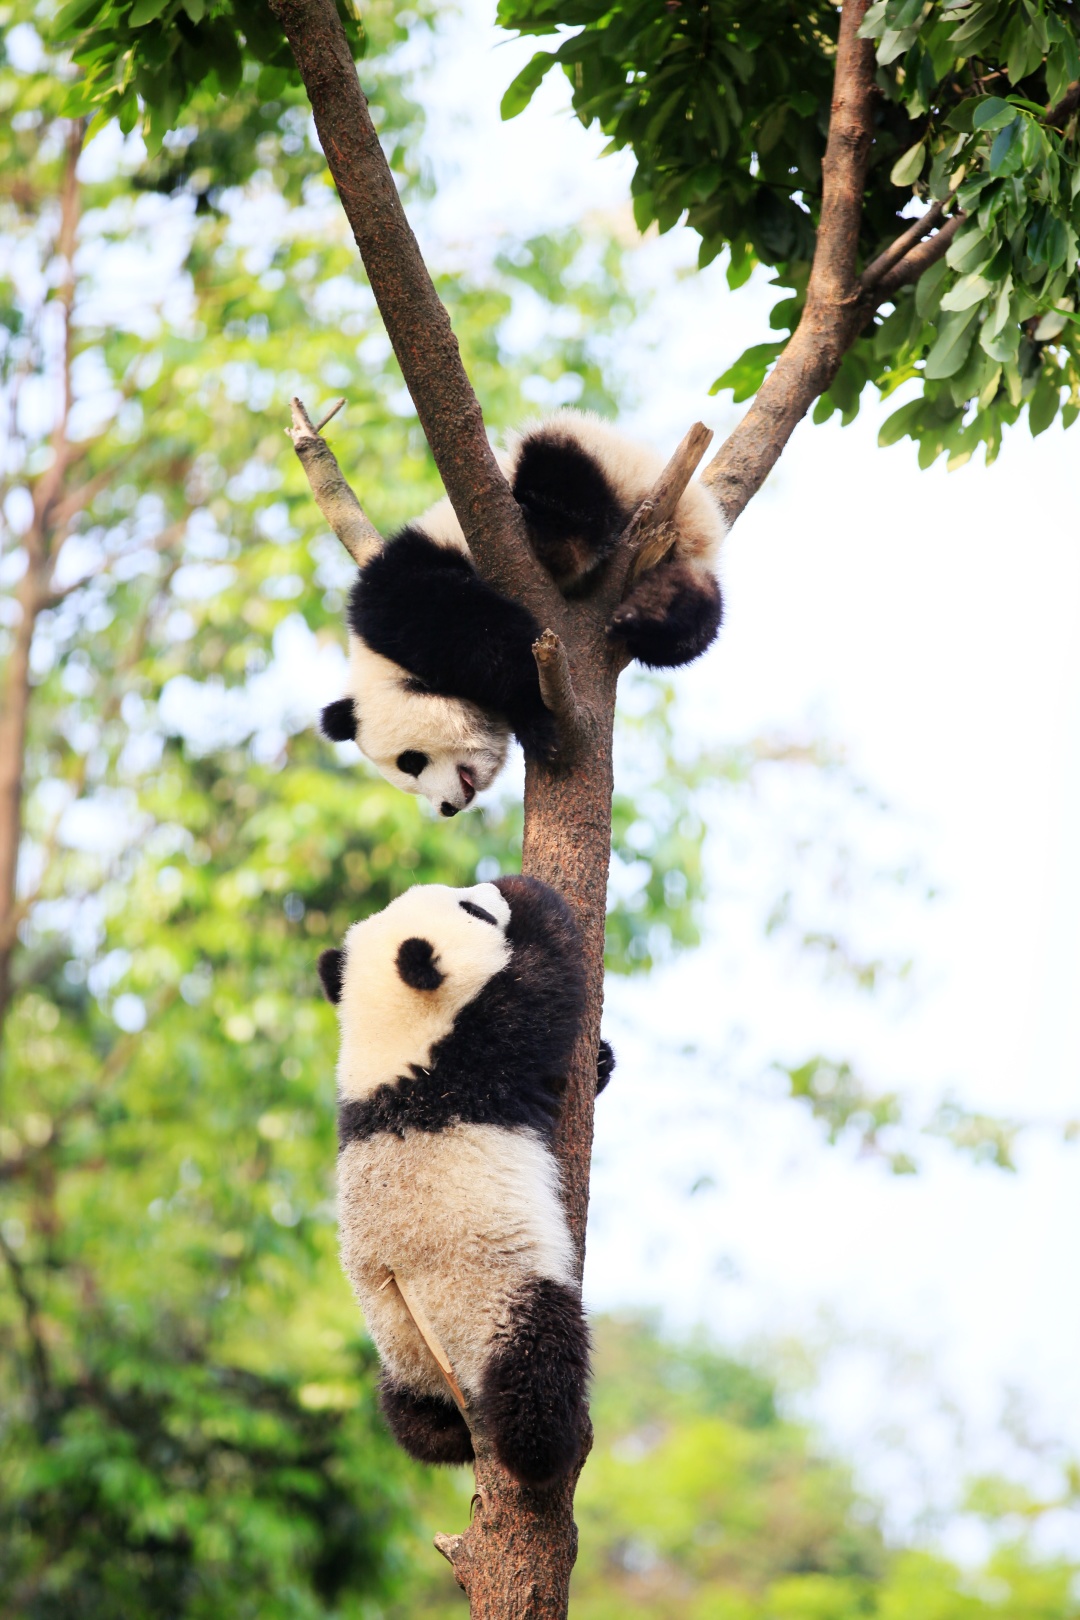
597,1039,615,1095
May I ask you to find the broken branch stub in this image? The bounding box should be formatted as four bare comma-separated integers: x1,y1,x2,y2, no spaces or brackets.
286,396,383,568
617,420,714,587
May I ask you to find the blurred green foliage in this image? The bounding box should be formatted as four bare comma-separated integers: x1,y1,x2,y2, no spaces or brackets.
497,0,1080,469
396,1318,1080,1618
2,6,1076,1614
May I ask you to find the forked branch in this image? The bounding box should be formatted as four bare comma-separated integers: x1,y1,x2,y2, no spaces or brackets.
286,397,383,568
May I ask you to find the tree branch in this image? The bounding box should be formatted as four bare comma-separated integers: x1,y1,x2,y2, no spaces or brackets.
269,0,557,621
872,210,965,300
286,397,384,568
532,629,583,749
860,197,949,290
700,0,876,526
623,421,714,582
1046,80,1080,129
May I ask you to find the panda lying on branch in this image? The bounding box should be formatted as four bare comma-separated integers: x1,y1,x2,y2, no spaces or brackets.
320,410,725,817
318,874,612,1486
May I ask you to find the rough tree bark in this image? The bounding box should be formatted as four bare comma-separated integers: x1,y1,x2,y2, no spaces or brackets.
0,121,84,1062
267,0,967,1611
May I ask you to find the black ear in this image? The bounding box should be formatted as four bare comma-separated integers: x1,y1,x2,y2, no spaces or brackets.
318,948,345,1005
596,1039,615,1095
320,697,357,742
396,937,444,992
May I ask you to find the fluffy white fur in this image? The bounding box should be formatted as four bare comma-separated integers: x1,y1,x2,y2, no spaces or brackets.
338,1122,575,1399
334,881,511,1100
335,410,725,811
346,641,509,816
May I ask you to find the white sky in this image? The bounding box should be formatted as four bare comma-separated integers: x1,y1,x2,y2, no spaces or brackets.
404,0,1080,1559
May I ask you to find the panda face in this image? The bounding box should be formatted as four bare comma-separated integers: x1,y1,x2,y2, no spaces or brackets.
320,882,512,1099
371,738,508,818
345,641,510,816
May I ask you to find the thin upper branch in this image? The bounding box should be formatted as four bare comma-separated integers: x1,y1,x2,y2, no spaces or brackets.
861,197,949,290
700,0,876,526
872,210,965,299
286,397,383,568
269,0,557,622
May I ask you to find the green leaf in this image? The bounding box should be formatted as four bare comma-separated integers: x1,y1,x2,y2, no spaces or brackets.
946,226,993,274
878,396,923,446
500,51,557,120
924,306,980,378
972,96,1014,130
1029,374,1060,436
890,140,926,187
940,271,993,311
128,0,170,25
709,341,784,402
989,118,1023,176
915,254,950,318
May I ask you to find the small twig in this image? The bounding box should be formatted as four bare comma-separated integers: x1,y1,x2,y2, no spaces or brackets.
861,197,949,290
314,397,346,433
286,396,383,569
386,1270,468,1413
597,421,714,602
532,629,583,743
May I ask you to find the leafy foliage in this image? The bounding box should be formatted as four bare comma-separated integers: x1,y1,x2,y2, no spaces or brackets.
0,13,699,1607
497,0,1080,467
399,1318,1080,1618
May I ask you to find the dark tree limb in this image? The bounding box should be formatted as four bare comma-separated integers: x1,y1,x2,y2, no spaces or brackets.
1046,80,1080,128
861,197,950,290
700,0,877,526
286,397,384,566
871,210,965,299
268,0,559,625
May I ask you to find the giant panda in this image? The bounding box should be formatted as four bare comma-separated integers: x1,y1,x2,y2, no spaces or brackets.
317,874,613,1486
320,409,726,816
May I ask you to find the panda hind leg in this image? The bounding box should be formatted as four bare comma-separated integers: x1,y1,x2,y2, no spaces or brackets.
378,1372,474,1466
608,557,722,670
478,1277,589,1489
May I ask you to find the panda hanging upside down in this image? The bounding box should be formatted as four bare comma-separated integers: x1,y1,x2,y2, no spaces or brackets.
320,409,726,816
318,874,612,1486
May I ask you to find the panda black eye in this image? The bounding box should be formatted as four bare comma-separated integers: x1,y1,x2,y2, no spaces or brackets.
459,900,498,926
396,750,428,778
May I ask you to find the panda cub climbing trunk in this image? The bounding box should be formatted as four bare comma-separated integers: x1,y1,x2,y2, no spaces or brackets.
318,876,613,1487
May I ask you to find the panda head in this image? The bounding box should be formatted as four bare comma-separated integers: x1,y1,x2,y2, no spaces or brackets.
318,881,513,1094
371,736,509,819
321,692,510,819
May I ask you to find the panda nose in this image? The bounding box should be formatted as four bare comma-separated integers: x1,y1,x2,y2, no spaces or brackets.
440,802,459,818
457,766,476,805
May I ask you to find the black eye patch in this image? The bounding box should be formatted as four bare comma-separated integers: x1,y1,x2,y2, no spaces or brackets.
396,937,445,991
396,750,428,778
459,900,498,927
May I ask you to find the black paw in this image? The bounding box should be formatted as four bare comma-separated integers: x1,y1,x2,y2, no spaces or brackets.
597,1039,615,1095
379,1375,474,1466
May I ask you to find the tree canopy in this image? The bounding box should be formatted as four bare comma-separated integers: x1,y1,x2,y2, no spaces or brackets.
498,0,1080,468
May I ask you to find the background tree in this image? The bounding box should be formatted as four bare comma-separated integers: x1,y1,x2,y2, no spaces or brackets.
14,0,1080,1614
